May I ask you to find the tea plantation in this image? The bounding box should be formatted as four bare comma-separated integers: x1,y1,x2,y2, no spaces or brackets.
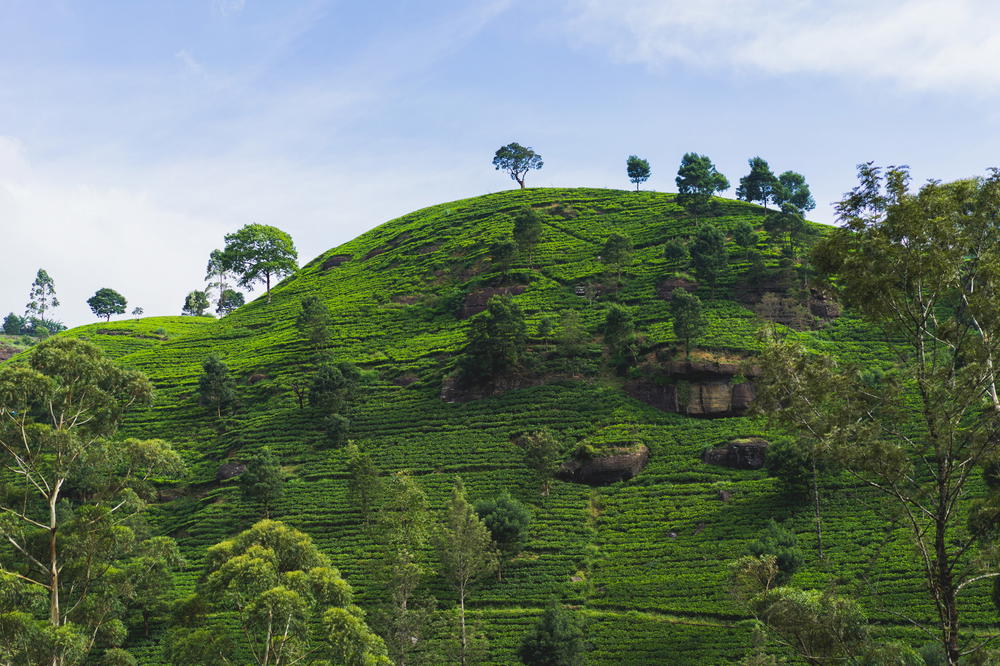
43,187,992,663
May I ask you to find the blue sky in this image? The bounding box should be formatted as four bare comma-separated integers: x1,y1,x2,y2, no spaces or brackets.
2,0,999,325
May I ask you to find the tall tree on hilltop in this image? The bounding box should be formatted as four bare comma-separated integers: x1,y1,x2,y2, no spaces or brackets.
774,170,816,213
736,157,780,209
221,223,298,304
493,142,543,189
676,152,730,210
756,164,1000,665
87,287,127,321
0,338,185,666
182,289,210,316
436,477,498,666
626,155,651,191
25,268,59,323
512,207,543,264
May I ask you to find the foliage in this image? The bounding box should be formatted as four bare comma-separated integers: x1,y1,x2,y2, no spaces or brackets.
689,224,727,286
169,520,389,665
88,287,128,321
221,223,299,303
216,288,245,315
491,238,518,272
0,338,184,665
296,295,332,349
493,142,543,189
322,413,351,448
460,295,527,383
3,311,24,335
346,442,382,527
773,171,816,213
308,361,360,413
182,290,210,317
513,207,543,263
669,288,705,358
736,157,779,209
514,429,563,496
663,239,689,265
676,153,729,210
239,447,284,518
759,165,1000,664
626,155,651,191
731,221,758,257
198,354,237,418
746,520,802,585
436,477,499,666
25,268,60,321
518,601,586,666
601,233,633,283
475,491,532,578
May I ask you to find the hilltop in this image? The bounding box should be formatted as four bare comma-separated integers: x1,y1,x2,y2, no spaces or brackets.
36,187,980,664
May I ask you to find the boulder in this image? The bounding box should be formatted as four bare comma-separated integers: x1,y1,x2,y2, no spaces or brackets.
701,438,769,470
216,461,247,481
557,445,650,485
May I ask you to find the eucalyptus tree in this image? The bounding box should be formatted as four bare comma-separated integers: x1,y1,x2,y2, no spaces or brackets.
492,142,543,189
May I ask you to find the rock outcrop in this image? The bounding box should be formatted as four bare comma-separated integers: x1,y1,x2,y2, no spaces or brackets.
701,438,769,470
0,345,17,362
557,445,650,485
625,359,757,418
460,285,527,319
216,461,247,481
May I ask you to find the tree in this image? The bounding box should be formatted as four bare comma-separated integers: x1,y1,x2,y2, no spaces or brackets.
308,362,360,414
736,157,779,209
131,307,144,316
493,142,543,189
0,338,185,665
669,288,705,358
436,477,498,666
663,240,689,266
25,268,59,323
601,233,633,283
221,224,298,304
205,248,232,310
513,207,543,264
774,171,816,213
732,221,759,259
513,429,563,496
490,238,517,273
747,520,802,585
517,601,586,666
87,287,127,321
3,311,23,335
166,520,389,665
756,165,1000,664
346,442,381,527
217,288,245,315
460,295,527,382
322,413,351,448
182,290,210,316
689,224,727,286
603,303,637,371
626,155,651,191
475,492,532,580
676,153,729,209
119,537,185,639
296,295,331,350
198,354,237,418
239,447,284,518
376,472,433,666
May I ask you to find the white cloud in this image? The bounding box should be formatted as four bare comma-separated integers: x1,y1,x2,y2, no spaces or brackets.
564,0,1000,93
214,0,246,17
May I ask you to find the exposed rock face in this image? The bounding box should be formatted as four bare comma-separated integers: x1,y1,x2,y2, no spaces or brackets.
321,254,352,270
0,345,17,362
216,461,247,481
460,285,527,319
701,438,769,470
657,277,698,299
557,445,650,485
624,360,757,418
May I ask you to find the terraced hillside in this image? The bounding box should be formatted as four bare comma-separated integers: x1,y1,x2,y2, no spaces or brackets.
44,188,990,663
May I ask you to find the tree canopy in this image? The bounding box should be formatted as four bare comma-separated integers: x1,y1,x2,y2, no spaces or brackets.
87,287,127,321
492,142,543,189
182,289,210,316
676,153,729,209
220,224,298,303
25,268,59,322
736,157,780,209
626,155,651,191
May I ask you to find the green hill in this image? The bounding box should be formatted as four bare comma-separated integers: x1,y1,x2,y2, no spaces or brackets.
41,187,988,663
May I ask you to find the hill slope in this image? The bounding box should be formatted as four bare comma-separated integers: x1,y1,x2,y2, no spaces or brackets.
47,188,989,663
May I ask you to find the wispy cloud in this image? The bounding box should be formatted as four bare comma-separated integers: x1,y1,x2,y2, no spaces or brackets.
174,49,205,76
564,0,1000,94
214,0,246,17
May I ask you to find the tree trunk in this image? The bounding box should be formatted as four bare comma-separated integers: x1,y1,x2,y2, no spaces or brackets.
516,175,525,189
459,583,467,666
266,272,272,303
49,481,62,666
811,456,824,558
